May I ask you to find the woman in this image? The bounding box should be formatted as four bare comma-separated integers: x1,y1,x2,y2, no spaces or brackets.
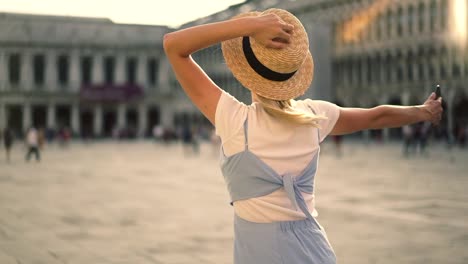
164,8,442,264
3,127,14,162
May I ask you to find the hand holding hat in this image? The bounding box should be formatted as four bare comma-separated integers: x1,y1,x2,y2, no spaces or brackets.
251,13,294,49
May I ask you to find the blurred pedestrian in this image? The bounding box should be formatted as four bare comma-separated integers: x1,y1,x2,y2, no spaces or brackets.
456,123,467,147
402,125,414,156
181,124,193,156
58,127,71,147
152,124,164,142
191,126,200,155
418,121,431,156
45,127,55,144
25,127,40,162
164,8,443,264
3,127,14,162
38,128,45,150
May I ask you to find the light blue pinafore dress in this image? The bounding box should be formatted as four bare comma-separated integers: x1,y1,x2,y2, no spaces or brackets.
220,118,336,264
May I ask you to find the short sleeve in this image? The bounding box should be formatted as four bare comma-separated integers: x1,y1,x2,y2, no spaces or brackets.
304,99,340,142
215,90,248,142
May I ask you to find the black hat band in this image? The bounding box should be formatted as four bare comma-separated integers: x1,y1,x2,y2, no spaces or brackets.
242,36,297,82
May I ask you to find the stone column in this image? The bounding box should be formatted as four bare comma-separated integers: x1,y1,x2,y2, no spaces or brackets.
0,51,5,91
158,56,171,94
372,16,379,42
115,54,125,84
92,53,103,84
138,103,147,138
362,129,371,145
402,6,409,37
459,55,465,75
21,51,32,91
433,60,440,81
400,58,407,87
401,91,411,106
69,50,80,92
137,54,146,88
23,103,32,132
117,103,126,129
45,50,56,91
47,103,56,129
436,0,443,31
424,0,431,34
446,88,456,143
379,56,385,84
160,102,174,128
0,102,5,131
71,103,80,136
93,105,103,137
360,59,367,97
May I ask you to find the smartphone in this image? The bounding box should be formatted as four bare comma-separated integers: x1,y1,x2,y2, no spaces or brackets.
435,85,441,99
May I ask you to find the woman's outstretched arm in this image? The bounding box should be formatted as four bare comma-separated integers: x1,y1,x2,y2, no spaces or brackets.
163,14,294,125
331,93,443,135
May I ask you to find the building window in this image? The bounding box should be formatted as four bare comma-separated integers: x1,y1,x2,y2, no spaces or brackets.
126,57,137,84
386,10,393,38
385,56,393,82
397,7,404,37
430,0,437,32
147,58,159,85
428,63,436,79
104,56,115,84
397,64,404,82
57,55,69,85
356,60,362,85
366,58,372,84
8,53,21,85
440,0,448,30
417,62,424,80
347,60,353,84
408,6,415,35
465,58,468,75
81,56,93,85
33,54,45,85
440,62,447,80
418,3,425,33
453,63,461,77
376,16,382,40
407,63,414,82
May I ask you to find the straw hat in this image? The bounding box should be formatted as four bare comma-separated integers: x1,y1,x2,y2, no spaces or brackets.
221,8,314,101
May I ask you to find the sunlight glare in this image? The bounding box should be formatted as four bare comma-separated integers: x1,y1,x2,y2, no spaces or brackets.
452,0,467,48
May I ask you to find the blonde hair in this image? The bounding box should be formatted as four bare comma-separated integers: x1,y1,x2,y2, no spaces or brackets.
256,94,327,127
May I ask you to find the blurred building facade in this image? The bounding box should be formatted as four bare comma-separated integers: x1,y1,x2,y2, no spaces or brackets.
1,0,467,141
175,0,468,141
0,13,192,138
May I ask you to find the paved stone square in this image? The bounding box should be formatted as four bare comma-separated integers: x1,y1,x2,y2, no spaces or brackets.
0,140,467,264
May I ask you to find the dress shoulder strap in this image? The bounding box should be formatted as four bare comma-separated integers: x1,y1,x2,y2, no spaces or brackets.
243,118,249,150
308,104,321,142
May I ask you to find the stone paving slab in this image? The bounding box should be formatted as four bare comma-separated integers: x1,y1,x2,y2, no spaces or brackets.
0,140,467,264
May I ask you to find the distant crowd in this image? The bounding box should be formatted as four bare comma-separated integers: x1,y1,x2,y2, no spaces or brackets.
1,122,467,163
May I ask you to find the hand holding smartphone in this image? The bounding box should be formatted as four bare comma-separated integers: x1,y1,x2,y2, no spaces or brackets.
435,85,442,99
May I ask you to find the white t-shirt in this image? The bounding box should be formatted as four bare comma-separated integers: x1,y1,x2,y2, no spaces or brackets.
215,91,340,223
26,129,38,147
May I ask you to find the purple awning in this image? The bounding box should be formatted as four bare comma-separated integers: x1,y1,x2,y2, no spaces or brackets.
80,83,144,102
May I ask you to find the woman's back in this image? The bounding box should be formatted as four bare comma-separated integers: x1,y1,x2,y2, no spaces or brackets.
216,91,339,222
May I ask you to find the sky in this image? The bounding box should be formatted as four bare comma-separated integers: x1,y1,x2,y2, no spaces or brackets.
0,0,245,27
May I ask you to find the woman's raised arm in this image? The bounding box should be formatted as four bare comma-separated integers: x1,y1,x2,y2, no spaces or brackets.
163,14,294,125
